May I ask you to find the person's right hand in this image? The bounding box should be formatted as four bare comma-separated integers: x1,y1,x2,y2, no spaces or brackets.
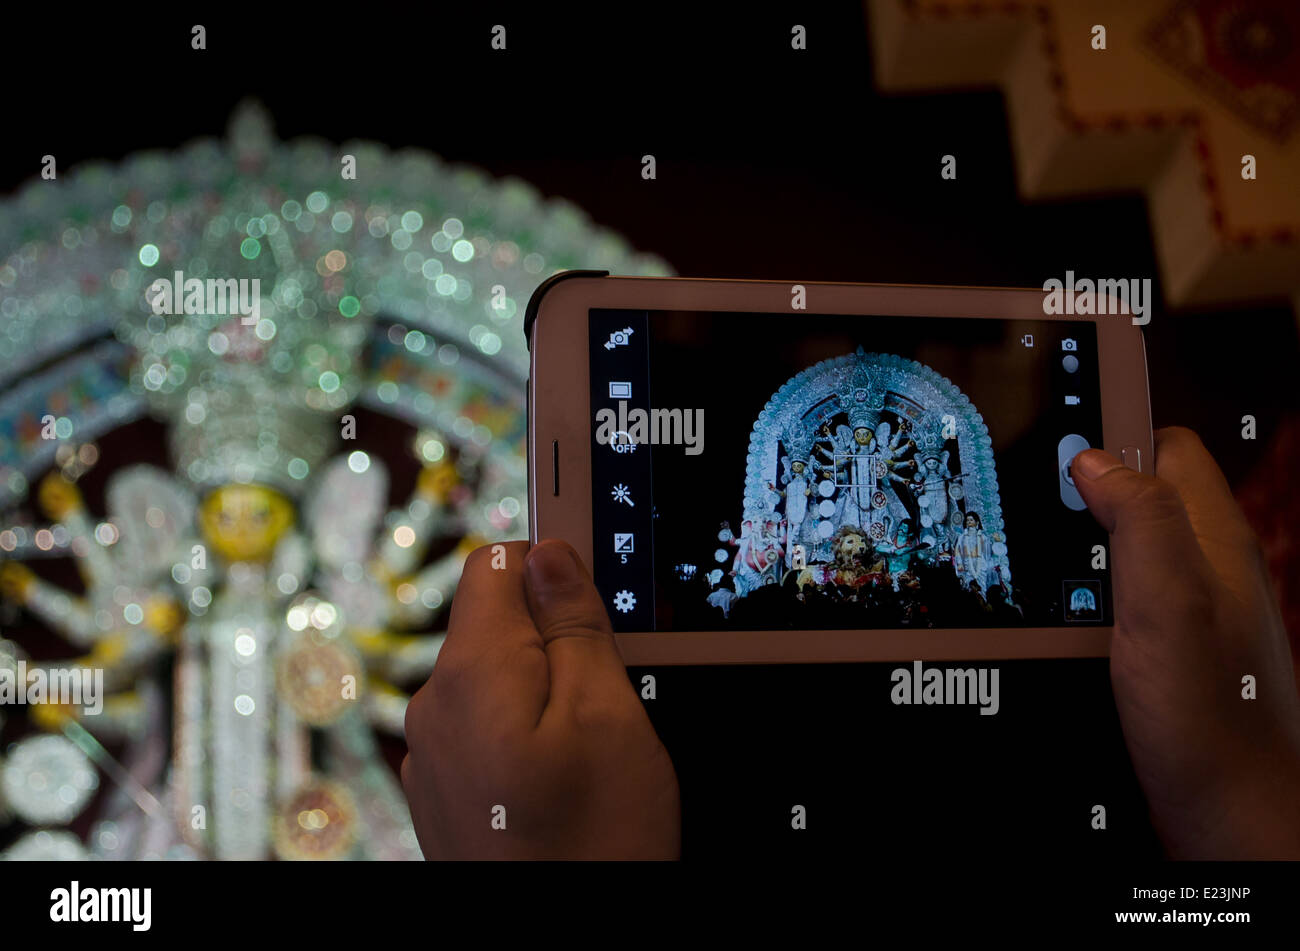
1072,427,1300,859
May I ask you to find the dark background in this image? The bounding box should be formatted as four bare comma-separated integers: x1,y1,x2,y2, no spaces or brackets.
5,5,1298,860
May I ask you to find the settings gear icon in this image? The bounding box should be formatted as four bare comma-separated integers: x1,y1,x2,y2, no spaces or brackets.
612,590,637,614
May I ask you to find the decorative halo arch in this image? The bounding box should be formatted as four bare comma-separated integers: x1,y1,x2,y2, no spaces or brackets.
743,348,1011,577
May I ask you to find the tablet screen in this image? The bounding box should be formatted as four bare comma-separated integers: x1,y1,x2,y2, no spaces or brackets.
587,308,1112,632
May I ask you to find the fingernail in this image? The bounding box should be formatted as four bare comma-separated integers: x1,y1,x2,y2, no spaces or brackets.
1072,448,1123,481
526,540,583,588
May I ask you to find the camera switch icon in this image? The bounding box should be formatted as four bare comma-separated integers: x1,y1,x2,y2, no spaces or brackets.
604,327,635,350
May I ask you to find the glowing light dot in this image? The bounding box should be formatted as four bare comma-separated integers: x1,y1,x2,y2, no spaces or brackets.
208,332,230,356
123,603,144,625
396,583,418,605
298,808,330,830
234,634,257,657
234,695,256,716
310,602,337,629
138,244,160,266
347,451,370,473
393,526,416,548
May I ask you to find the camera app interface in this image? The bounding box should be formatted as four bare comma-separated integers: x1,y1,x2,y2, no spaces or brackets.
587,308,1112,633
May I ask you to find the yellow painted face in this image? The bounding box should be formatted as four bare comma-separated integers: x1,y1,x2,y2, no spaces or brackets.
199,484,294,563
416,460,460,502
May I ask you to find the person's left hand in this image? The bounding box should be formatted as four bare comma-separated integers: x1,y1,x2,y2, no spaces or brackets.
401,539,680,859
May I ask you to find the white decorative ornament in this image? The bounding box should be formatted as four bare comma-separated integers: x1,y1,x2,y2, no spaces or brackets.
1,735,99,825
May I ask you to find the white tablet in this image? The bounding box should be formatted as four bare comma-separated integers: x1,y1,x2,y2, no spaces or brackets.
527,273,1153,665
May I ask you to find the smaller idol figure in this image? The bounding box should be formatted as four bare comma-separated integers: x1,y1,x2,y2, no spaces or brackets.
952,511,993,594
769,433,816,570
874,517,931,589
912,451,953,548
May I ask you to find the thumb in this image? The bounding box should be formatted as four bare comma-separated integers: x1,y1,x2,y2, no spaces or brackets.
1071,448,1214,627
523,540,627,696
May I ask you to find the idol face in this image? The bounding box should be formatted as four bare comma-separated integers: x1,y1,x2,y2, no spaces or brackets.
199,483,294,563
417,460,460,501
853,427,871,446
965,513,981,530
792,461,805,474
